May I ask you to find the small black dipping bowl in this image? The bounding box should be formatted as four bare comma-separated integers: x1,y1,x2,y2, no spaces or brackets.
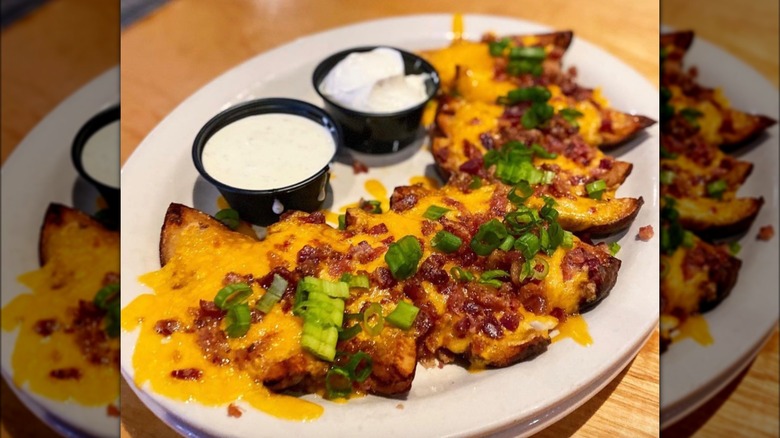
71,105,120,212
192,98,341,226
312,46,440,154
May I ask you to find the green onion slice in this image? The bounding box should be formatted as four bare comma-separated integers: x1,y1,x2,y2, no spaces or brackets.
214,283,253,310
585,179,607,200
469,176,483,189
94,283,119,310
423,205,450,221
531,258,550,280
361,303,385,336
302,324,338,362
360,200,382,214
338,214,347,230
450,266,474,282
706,179,728,199
559,108,584,127
385,301,420,330
499,235,515,251
515,232,541,259
561,230,574,249
728,241,741,255
509,46,546,60
432,230,462,254
682,230,695,248
344,352,373,383
215,208,240,230
338,323,362,341
225,303,251,338
470,219,508,256
339,273,370,289
608,242,621,256
324,366,352,399
508,181,534,206
660,170,676,186
256,274,288,313
384,235,423,280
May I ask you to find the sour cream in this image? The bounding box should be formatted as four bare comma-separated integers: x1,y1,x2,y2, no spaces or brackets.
80,120,120,188
320,47,430,113
201,113,335,191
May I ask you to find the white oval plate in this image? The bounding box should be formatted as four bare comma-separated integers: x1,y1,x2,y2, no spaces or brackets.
659,33,779,428
1,67,120,438
120,15,659,437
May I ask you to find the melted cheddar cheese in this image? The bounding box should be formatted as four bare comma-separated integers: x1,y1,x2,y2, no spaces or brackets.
1,211,119,406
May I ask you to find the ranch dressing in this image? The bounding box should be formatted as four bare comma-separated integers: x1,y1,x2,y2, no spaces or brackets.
202,114,335,190
320,47,430,113
80,120,120,188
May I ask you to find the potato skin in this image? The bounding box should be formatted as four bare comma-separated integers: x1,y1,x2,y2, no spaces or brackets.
39,203,113,266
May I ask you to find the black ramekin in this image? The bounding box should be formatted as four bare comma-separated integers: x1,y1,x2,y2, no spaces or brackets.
312,46,440,154
192,98,341,226
71,105,120,212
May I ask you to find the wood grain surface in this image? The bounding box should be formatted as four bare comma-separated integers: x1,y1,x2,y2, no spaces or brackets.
1,1,117,437
118,0,660,436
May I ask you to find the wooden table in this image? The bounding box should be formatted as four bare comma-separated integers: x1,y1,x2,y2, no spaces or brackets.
0,1,117,437
662,0,779,436
119,1,660,436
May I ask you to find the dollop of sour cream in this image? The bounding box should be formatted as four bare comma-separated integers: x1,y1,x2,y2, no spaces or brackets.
320,47,430,113
201,113,335,191
81,120,120,188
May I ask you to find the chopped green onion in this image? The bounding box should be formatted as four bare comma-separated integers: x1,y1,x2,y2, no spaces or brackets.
94,283,119,310
338,214,346,230
706,179,728,199
539,196,558,222
478,278,503,288
432,230,462,254
480,270,509,281
225,303,251,338
450,266,474,282
344,312,363,321
499,235,515,251
386,301,420,330
504,207,538,235
361,303,385,336
541,170,556,185
530,257,550,280
530,143,557,159
559,108,584,127
509,46,546,60
360,200,382,214
608,242,621,256
344,352,373,382
506,86,551,104
215,208,240,230
585,179,607,200
728,241,741,255
302,324,338,361
680,107,704,126
214,283,253,310
682,230,695,248
385,236,423,280
505,59,544,77
470,219,508,256
469,176,483,189
660,146,678,159
522,102,555,129
423,205,450,220
256,274,288,313
561,231,574,248
515,232,541,259
508,182,534,206
324,366,352,399
660,170,676,186
488,38,510,57
338,323,362,341
340,273,370,289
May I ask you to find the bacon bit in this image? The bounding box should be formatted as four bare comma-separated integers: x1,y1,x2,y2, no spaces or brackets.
154,319,182,336
50,368,82,380
757,225,774,241
367,223,388,235
227,403,243,418
106,404,120,417
459,158,483,175
171,368,203,380
352,159,369,174
421,220,437,236
396,403,405,410
223,272,254,286
33,318,59,337
550,307,567,322
637,225,654,241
